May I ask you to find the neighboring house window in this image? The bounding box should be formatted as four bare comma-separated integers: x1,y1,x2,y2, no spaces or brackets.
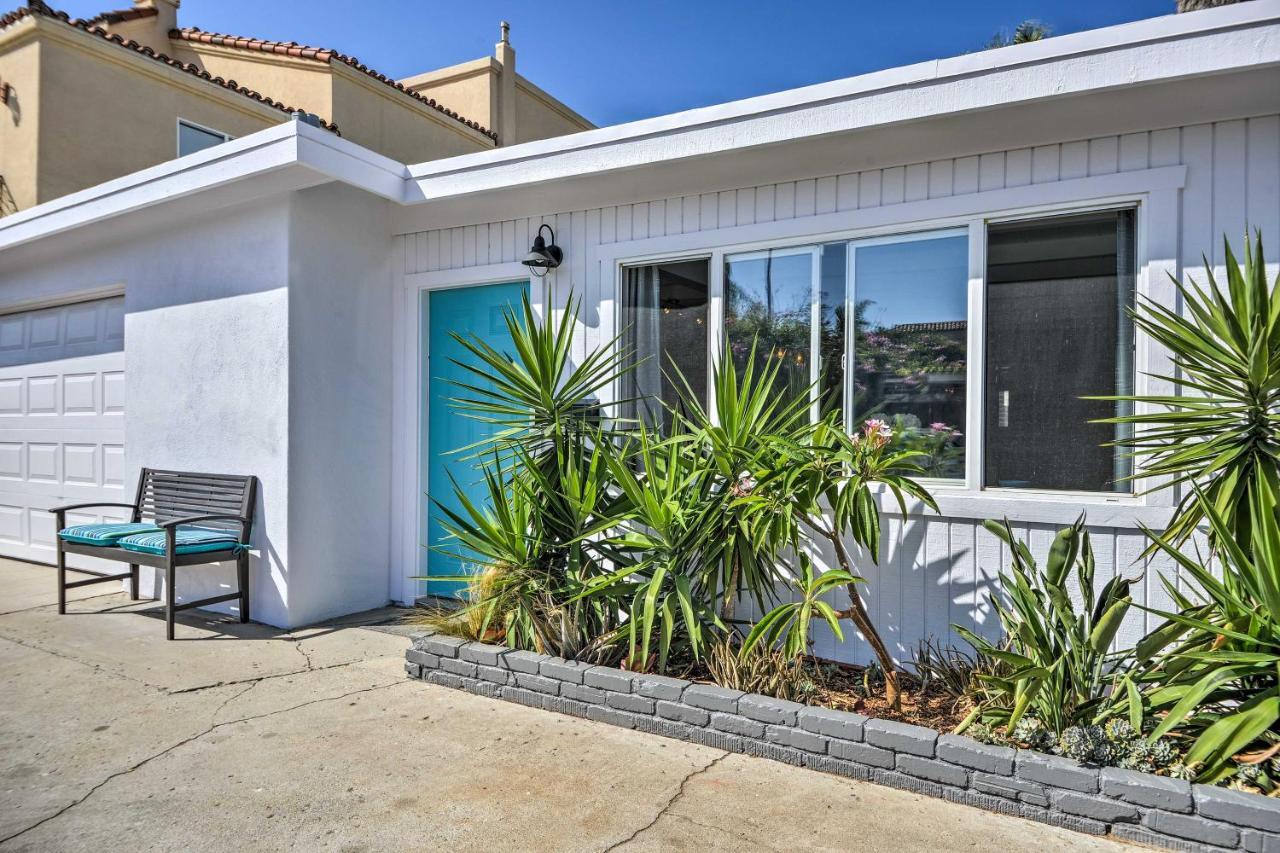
177,119,232,157
619,259,710,431
984,209,1136,493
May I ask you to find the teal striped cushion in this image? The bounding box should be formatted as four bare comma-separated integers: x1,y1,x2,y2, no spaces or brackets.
59,522,160,545
116,526,242,556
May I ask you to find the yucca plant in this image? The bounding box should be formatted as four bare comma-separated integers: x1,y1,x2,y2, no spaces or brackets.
668,341,811,621
740,555,853,660
1114,476,1280,783
445,292,632,469
585,429,727,672
423,446,624,661
1092,231,1280,553
955,517,1133,735
416,294,633,661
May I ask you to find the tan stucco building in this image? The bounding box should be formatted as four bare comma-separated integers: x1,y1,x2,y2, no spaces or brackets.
0,0,592,216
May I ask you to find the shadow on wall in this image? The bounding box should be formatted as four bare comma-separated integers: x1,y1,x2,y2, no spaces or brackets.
145,484,285,626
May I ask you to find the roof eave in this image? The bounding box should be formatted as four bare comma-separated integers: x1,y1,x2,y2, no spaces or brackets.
402,0,1280,201
0,121,406,253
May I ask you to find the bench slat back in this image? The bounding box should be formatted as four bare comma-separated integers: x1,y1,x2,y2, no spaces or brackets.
135,469,257,539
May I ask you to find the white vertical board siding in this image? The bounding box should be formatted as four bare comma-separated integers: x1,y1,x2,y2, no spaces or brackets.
404,117,1280,666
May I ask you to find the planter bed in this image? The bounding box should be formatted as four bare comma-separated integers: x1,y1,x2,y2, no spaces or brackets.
405,633,1280,852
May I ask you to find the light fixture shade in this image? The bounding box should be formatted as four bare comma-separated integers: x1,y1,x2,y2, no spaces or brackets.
521,225,563,273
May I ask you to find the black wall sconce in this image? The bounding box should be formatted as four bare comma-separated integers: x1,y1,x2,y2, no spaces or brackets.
0,79,9,106
521,224,563,277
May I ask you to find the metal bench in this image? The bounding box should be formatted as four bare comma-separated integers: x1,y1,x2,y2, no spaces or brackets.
52,468,258,640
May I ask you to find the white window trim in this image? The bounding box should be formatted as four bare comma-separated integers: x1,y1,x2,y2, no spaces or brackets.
176,118,234,157
591,166,1185,528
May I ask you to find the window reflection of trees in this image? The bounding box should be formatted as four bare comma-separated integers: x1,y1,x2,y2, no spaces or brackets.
854,300,966,478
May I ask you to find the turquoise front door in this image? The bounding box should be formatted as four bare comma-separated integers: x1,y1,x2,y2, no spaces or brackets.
421,280,528,598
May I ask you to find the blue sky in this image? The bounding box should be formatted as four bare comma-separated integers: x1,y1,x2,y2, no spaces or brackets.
56,0,1176,127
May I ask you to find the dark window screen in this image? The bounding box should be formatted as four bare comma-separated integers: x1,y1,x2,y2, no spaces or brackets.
984,209,1135,492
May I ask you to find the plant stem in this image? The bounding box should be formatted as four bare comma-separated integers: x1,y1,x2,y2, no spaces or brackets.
806,517,902,710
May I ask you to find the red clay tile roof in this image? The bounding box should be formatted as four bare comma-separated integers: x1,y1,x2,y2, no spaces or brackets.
891,320,968,333
2,2,340,134
172,28,499,142
80,5,155,27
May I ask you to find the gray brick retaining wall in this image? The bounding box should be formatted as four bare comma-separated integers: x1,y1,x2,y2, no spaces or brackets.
405,633,1279,851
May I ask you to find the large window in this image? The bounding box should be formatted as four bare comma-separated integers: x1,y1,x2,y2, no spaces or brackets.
623,205,1139,495
852,233,969,478
177,119,232,157
984,209,1136,492
620,259,709,431
725,231,968,478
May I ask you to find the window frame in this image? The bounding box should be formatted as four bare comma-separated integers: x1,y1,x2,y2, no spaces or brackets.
617,255,716,427
842,227,971,487
615,251,716,421
722,244,824,421
176,118,233,157
598,172,1182,525
979,204,1142,499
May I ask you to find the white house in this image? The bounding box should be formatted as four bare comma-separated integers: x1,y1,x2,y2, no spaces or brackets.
0,3,1277,663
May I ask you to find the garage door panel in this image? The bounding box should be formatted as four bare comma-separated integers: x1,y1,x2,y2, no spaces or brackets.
0,296,125,570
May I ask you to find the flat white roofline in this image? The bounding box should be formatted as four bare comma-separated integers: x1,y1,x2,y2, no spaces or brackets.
1,0,1277,253
0,120,407,253
404,0,1280,184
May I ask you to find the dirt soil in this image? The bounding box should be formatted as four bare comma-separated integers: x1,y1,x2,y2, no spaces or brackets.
808,666,969,732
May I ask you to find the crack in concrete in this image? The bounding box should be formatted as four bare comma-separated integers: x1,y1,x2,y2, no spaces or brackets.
288,633,315,673
0,626,366,698
0,680,407,847
0,631,153,689
658,812,765,848
601,751,729,852
164,658,361,696
0,590,122,617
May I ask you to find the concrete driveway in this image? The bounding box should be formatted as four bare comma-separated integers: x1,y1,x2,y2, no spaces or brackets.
0,559,1131,852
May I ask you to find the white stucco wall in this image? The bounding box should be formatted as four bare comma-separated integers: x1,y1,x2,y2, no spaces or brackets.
0,182,398,630
286,183,394,626
0,198,294,624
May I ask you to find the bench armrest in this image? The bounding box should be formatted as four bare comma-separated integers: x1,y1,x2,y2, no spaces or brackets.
159,514,251,531
50,502,137,514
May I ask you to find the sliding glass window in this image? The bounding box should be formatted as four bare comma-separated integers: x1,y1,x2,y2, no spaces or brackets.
851,232,969,479
984,209,1136,492
619,259,710,432
724,244,846,421
726,231,968,478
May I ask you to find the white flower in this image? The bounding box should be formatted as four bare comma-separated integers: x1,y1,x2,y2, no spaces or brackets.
730,471,757,498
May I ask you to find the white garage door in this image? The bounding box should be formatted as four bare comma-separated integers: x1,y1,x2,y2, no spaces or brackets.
0,296,126,567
